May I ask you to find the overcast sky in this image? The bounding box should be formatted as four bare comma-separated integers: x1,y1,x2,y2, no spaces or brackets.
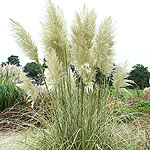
0,0,150,71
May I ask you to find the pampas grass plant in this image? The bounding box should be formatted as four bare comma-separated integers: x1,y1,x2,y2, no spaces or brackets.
10,1,149,150
0,65,22,111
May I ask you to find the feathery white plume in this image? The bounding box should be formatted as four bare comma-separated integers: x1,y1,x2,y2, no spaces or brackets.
45,48,62,90
10,19,39,62
17,69,37,107
1,64,20,83
113,61,134,93
42,1,68,66
91,17,115,77
71,6,96,87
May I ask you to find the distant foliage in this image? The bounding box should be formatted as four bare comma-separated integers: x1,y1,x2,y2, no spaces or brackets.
130,100,150,114
1,55,20,67
7,55,20,66
128,64,150,89
23,62,42,84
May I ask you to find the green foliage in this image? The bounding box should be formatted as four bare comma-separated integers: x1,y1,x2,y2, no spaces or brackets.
23,62,42,84
0,72,21,112
130,100,150,114
109,88,143,101
1,55,20,67
7,55,20,66
128,64,150,89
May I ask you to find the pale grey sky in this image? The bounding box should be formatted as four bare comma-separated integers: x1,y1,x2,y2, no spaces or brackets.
0,0,150,71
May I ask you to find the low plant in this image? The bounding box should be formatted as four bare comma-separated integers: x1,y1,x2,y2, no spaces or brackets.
130,100,150,114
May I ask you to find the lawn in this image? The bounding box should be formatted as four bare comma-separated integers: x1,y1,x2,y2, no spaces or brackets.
109,88,143,101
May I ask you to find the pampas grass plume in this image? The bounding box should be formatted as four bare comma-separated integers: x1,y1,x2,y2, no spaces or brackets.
17,69,37,107
45,48,62,90
91,17,115,77
71,6,96,86
42,1,68,66
113,61,134,93
1,64,20,83
10,19,39,63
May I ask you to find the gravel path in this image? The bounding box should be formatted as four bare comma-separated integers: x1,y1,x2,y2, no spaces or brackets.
0,132,20,150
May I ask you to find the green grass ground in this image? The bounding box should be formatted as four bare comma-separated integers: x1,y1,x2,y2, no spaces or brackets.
108,88,143,101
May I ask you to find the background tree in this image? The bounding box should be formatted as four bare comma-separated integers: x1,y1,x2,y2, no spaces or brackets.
1,55,20,67
7,55,20,66
23,62,42,84
1,62,7,67
128,64,150,89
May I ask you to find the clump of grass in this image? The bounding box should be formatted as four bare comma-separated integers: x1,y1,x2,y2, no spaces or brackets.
10,1,149,149
0,65,22,112
16,92,149,150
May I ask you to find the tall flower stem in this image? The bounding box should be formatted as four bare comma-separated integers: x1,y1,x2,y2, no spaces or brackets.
80,79,85,149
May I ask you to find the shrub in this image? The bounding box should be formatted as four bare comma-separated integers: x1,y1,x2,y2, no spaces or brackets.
131,100,150,114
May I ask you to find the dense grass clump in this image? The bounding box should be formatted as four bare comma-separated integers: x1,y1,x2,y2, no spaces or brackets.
0,65,22,112
16,83,150,150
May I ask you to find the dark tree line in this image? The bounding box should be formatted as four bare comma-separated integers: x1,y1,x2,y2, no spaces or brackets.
1,55,20,67
1,55,150,89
